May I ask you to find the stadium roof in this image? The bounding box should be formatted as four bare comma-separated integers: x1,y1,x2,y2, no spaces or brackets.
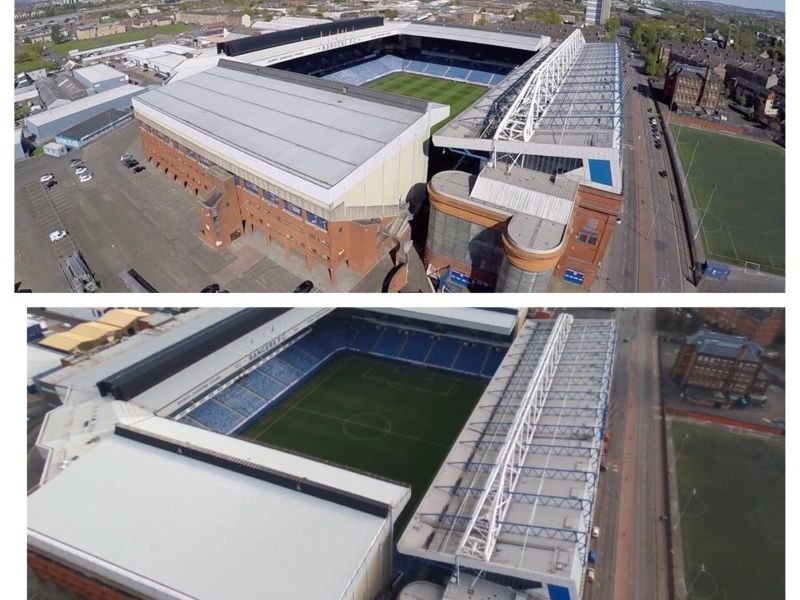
134,62,447,203
28,421,410,600
368,308,518,337
133,308,332,416
398,316,616,597
226,21,548,68
434,33,622,165
39,309,247,405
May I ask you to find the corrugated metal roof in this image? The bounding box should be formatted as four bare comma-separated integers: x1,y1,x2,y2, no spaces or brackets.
686,330,763,362
506,212,565,252
470,166,577,224
73,64,126,84
25,84,144,127
39,322,122,353
97,309,149,329
135,64,426,188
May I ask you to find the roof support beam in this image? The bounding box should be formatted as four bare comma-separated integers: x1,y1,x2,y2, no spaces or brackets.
454,314,573,563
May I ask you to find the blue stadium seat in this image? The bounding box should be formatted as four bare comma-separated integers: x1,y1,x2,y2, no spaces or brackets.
425,63,448,76
482,346,508,376
428,337,461,369
294,336,332,361
188,400,243,433
400,331,433,362
215,384,266,416
446,67,469,80
351,326,380,353
373,327,407,357
489,73,507,86
279,345,317,371
257,358,301,386
467,70,493,85
454,343,490,375
241,369,287,400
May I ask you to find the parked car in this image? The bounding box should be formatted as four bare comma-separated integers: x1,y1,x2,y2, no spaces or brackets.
124,160,139,169
69,158,83,167
592,526,600,539
44,180,57,189
655,142,662,149
293,280,314,293
40,173,54,183
588,550,597,564
658,170,668,178
79,173,93,183
75,166,88,175
200,283,221,293
133,165,146,173
587,568,596,582
49,230,67,242
120,153,133,162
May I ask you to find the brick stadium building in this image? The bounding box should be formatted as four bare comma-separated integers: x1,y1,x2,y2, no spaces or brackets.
671,329,768,397
133,18,623,291
133,62,447,283
694,307,784,347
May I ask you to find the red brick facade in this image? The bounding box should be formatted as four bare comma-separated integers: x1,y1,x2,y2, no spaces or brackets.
554,185,623,288
29,550,139,600
140,126,398,282
694,308,784,347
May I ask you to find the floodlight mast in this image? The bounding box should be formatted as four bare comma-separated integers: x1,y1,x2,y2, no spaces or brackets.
455,313,573,562
493,29,585,144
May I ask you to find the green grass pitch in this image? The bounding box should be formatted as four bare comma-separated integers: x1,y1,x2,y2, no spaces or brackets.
669,124,785,273
366,73,488,133
672,422,784,600
241,353,488,531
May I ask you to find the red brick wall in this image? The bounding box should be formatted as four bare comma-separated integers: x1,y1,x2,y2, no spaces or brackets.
140,127,390,281
29,551,140,600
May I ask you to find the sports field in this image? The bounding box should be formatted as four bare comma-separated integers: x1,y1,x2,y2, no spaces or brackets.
366,73,487,133
242,353,487,531
669,124,785,273
672,422,784,600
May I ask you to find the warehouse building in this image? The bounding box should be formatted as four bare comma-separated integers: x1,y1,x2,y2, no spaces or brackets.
72,64,129,95
671,329,768,397
24,84,147,143
15,128,25,161
123,44,201,77
34,73,88,109
54,109,133,149
28,417,409,600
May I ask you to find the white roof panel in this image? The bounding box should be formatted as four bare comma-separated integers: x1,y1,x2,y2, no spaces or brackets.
28,433,394,600
367,308,517,336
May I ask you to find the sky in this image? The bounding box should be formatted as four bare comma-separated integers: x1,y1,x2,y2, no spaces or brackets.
701,0,785,12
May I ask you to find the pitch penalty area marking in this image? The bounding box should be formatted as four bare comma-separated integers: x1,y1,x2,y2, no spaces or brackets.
748,504,784,547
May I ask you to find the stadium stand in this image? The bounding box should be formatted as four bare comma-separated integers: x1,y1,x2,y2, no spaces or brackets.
322,53,511,86
181,316,511,434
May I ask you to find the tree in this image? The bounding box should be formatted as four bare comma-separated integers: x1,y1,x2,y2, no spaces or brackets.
605,15,620,37
535,9,562,26
50,24,64,45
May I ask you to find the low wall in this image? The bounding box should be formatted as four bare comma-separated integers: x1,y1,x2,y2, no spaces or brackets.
664,406,785,436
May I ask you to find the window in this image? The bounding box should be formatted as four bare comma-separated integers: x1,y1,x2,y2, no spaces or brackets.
243,180,259,195
578,218,599,245
283,200,302,218
306,211,327,230
262,190,279,205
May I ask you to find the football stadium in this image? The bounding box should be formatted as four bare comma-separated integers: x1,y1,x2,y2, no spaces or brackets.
29,308,615,600
131,17,623,291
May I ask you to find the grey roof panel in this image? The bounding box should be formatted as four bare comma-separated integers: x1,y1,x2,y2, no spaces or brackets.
137,65,426,188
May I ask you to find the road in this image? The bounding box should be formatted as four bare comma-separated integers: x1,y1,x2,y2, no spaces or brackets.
596,33,691,293
586,309,671,600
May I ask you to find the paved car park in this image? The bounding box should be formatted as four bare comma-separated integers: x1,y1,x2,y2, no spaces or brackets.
15,122,316,293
